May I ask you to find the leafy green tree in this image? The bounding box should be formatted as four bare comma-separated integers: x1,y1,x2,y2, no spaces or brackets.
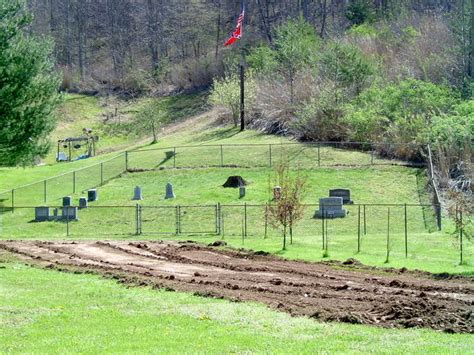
320,42,375,97
0,0,61,165
273,19,319,103
346,0,376,26
132,101,169,144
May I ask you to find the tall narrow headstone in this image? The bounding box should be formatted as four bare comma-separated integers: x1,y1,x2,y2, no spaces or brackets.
132,186,143,200
239,186,246,198
165,183,175,199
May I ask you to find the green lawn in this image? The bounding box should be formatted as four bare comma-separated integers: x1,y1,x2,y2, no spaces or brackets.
0,261,471,354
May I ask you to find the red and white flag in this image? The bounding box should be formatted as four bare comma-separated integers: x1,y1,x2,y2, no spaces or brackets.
224,7,245,46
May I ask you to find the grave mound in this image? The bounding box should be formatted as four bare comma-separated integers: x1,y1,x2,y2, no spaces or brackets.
222,176,247,188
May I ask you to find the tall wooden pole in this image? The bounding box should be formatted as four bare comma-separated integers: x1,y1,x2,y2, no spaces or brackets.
239,1,245,131
240,61,245,131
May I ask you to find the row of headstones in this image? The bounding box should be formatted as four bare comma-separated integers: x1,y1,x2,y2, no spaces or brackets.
34,189,98,222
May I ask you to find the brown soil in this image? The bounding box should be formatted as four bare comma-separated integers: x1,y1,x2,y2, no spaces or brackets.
1,240,472,333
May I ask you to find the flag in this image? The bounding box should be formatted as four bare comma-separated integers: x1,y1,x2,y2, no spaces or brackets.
224,6,245,46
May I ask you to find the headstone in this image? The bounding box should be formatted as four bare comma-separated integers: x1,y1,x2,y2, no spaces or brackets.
329,188,353,204
62,196,72,206
132,186,143,200
35,207,50,222
315,197,347,219
62,206,78,221
87,189,98,202
239,186,246,198
165,183,175,199
78,197,88,209
273,186,282,200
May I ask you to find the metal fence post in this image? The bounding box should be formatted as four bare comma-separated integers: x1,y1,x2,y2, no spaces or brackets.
125,151,129,171
357,205,361,253
73,171,76,194
244,202,247,237
173,147,176,168
269,144,272,167
264,203,268,239
460,209,463,265
317,143,321,167
404,204,408,257
220,145,224,167
321,206,325,249
363,204,367,235
221,206,225,239
43,180,47,204
11,189,14,212
385,207,390,263
135,203,139,235
66,211,70,237
100,163,104,185
215,203,219,234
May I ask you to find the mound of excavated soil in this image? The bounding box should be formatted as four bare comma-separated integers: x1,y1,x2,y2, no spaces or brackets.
1,240,472,333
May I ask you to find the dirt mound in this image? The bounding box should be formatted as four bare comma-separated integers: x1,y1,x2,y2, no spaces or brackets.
222,176,247,188
1,240,473,333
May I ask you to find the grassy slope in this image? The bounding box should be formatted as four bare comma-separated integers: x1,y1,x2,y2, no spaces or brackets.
1,261,471,354
0,93,209,191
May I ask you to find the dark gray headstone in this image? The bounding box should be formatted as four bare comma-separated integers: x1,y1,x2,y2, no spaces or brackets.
87,189,98,202
62,206,78,220
62,196,72,207
315,197,347,218
132,186,143,200
165,183,175,199
35,207,50,222
329,189,353,204
78,197,88,209
239,186,246,198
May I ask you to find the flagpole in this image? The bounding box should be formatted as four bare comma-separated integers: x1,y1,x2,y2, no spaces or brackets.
239,2,245,132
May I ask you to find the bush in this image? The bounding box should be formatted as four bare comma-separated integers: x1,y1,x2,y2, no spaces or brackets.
344,79,458,159
209,71,257,126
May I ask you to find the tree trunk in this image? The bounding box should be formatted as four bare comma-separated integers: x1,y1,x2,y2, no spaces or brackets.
215,0,221,59
469,0,474,78
282,225,287,250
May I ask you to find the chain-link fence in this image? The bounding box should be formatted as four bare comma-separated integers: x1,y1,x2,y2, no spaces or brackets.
1,203,470,266
126,142,423,171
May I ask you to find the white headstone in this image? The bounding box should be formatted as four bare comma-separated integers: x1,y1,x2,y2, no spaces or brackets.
315,197,347,218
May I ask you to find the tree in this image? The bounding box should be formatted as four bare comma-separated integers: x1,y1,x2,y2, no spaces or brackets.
273,19,319,103
0,0,61,166
209,71,257,126
132,100,169,144
267,160,307,250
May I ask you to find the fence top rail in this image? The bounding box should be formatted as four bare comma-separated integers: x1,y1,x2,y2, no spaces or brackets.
0,153,125,195
4,202,438,209
128,141,423,153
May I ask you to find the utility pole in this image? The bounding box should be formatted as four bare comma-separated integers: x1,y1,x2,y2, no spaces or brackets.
240,58,245,131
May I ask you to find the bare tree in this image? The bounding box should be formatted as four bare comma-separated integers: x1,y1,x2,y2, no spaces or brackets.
267,160,307,250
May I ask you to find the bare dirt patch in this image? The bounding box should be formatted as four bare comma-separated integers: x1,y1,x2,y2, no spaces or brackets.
1,240,472,333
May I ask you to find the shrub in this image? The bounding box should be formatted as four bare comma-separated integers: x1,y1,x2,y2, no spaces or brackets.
209,71,257,126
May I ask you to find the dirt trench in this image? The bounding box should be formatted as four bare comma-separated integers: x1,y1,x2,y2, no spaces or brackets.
1,240,472,333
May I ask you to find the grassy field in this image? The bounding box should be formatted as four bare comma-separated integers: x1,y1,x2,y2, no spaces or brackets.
1,259,472,354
